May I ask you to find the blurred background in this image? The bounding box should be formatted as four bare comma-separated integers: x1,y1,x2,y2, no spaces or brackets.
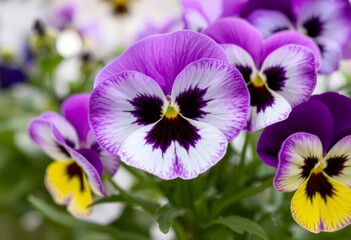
0,0,180,239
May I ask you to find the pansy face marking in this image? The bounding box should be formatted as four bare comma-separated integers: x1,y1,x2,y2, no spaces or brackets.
89,31,250,180
275,132,351,233
246,0,351,74
127,90,207,154
203,18,317,133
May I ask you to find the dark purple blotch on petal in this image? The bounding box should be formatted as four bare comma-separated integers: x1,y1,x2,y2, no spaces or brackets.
301,157,318,178
127,94,163,125
67,162,85,192
56,143,71,158
76,148,103,176
176,86,211,120
264,65,287,91
145,116,201,153
271,26,291,34
55,139,75,158
325,155,348,177
235,64,252,84
248,84,274,112
303,16,324,38
305,172,335,203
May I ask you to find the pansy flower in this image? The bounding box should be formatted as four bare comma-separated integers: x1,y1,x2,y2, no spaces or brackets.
180,0,247,31
202,18,318,133
29,93,119,216
89,30,249,180
0,61,26,89
258,92,351,232
244,0,351,74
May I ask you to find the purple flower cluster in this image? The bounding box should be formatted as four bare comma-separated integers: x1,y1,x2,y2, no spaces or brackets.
181,0,351,74
28,0,351,232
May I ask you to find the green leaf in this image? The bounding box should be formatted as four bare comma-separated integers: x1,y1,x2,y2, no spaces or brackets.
28,195,149,240
212,215,269,240
156,204,186,234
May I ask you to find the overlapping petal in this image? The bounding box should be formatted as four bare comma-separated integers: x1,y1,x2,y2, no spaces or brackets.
274,132,323,192
291,173,351,233
94,30,228,94
171,59,249,141
221,44,256,84
245,89,291,133
296,0,350,45
87,133,120,177
295,0,346,74
61,93,91,143
39,112,79,148
202,18,263,64
28,113,78,160
262,31,320,69
313,38,342,74
310,92,351,148
65,148,107,197
257,100,334,167
180,0,246,31
30,112,108,198
62,94,120,177
239,0,296,21
247,10,293,38
324,135,351,187
260,44,316,106
90,71,168,155
180,0,222,31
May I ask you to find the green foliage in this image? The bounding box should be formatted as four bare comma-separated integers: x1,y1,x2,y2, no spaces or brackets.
156,205,186,234
28,196,149,240
211,215,269,240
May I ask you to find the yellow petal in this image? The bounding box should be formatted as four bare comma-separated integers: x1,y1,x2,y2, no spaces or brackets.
291,172,351,233
45,161,93,217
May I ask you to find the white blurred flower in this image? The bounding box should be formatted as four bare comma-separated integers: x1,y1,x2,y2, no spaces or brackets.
0,0,45,56
50,0,181,57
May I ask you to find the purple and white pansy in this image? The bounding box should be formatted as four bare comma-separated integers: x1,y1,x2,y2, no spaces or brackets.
202,18,318,133
29,93,119,216
181,0,351,74
89,30,250,180
245,0,351,74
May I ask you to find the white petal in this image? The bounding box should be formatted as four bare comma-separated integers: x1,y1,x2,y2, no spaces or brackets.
40,112,79,147
222,44,257,79
246,90,291,133
118,117,227,180
174,118,227,179
261,44,316,107
248,9,294,38
171,59,249,141
324,135,351,186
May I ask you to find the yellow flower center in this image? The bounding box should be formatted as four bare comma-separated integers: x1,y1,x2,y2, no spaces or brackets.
251,72,266,87
312,160,327,173
163,103,179,119
112,0,130,14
